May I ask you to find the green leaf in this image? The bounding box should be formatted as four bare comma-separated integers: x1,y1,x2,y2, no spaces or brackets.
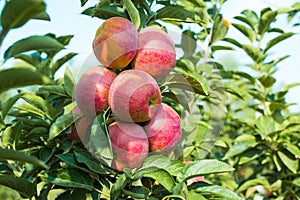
157,5,196,23
0,67,52,94
1,0,49,30
64,67,75,97
223,38,242,48
232,23,256,42
256,116,275,139
234,16,256,30
52,53,77,75
81,0,89,7
179,160,234,182
236,178,269,193
74,150,108,174
224,134,257,159
38,85,68,97
258,8,277,36
4,36,64,59
258,74,276,88
139,167,175,192
242,45,265,63
91,5,126,19
15,54,41,67
278,151,298,174
13,103,45,118
264,32,294,52
1,93,23,119
0,148,48,169
122,186,150,199
110,174,127,200
194,184,242,200
292,177,300,187
22,93,52,118
283,143,300,159
211,46,235,52
2,121,23,148
49,113,80,140
42,168,94,191
0,174,35,198
210,15,229,44
181,30,196,56
124,0,140,29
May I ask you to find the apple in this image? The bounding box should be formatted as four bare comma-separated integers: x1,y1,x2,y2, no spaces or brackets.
108,69,162,122
75,66,116,117
144,103,181,153
68,107,94,143
93,17,138,69
133,27,176,78
109,121,149,170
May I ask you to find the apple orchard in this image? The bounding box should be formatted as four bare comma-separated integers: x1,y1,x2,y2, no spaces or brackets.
0,0,299,200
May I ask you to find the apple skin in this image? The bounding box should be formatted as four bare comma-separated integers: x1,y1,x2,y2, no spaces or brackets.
109,121,149,170
93,17,138,69
68,107,94,143
75,66,116,117
144,103,181,153
133,27,176,78
108,69,162,122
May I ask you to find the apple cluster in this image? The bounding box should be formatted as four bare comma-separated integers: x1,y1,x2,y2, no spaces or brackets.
71,17,181,171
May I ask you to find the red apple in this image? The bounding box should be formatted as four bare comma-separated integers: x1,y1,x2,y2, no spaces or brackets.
109,121,149,170
75,66,116,117
108,69,162,122
93,17,138,69
133,27,176,78
68,107,94,143
144,103,181,153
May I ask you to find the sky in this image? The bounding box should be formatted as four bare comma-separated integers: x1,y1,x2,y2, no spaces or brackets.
0,0,299,110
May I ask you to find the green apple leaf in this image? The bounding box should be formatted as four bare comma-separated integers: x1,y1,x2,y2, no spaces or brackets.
42,168,94,191
0,148,48,169
264,32,294,52
0,67,52,94
124,0,140,29
0,174,35,199
64,67,75,97
4,36,64,59
110,173,127,200
52,53,77,75
2,121,23,148
1,0,49,30
232,23,256,42
258,8,277,36
122,186,150,199
1,93,23,119
157,5,196,23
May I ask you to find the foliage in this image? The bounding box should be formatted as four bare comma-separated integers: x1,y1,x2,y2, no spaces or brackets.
0,0,299,199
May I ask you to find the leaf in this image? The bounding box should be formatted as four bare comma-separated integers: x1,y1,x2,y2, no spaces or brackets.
181,30,196,56
242,45,265,63
210,15,229,44
264,32,294,52
124,0,140,29
233,16,256,30
139,167,175,192
91,5,126,19
232,23,256,42
42,168,94,191
49,113,80,140
258,74,276,88
0,67,52,94
194,184,242,200
74,150,108,174
0,174,35,198
211,46,235,52
278,151,298,174
81,0,89,7
4,36,64,59
162,91,190,112
1,93,23,119
0,148,48,169
13,103,45,118
110,174,127,200
141,155,172,169
2,121,23,148
223,38,242,48
1,0,49,30
178,160,234,182
236,178,269,193
38,85,68,97
258,8,277,36
122,186,150,199
22,93,52,118
15,54,41,67
283,143,300,159
64,67,75,97
157,5,196,23
52,53,77,75
256,116,275,139
223,134,257,159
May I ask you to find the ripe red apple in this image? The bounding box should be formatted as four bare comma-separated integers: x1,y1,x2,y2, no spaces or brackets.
75,66,116,117
144,103,181,153
109,121,149,170
133,27,176,78
68,107,94,143
108,69,162,122
93,17,138,69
